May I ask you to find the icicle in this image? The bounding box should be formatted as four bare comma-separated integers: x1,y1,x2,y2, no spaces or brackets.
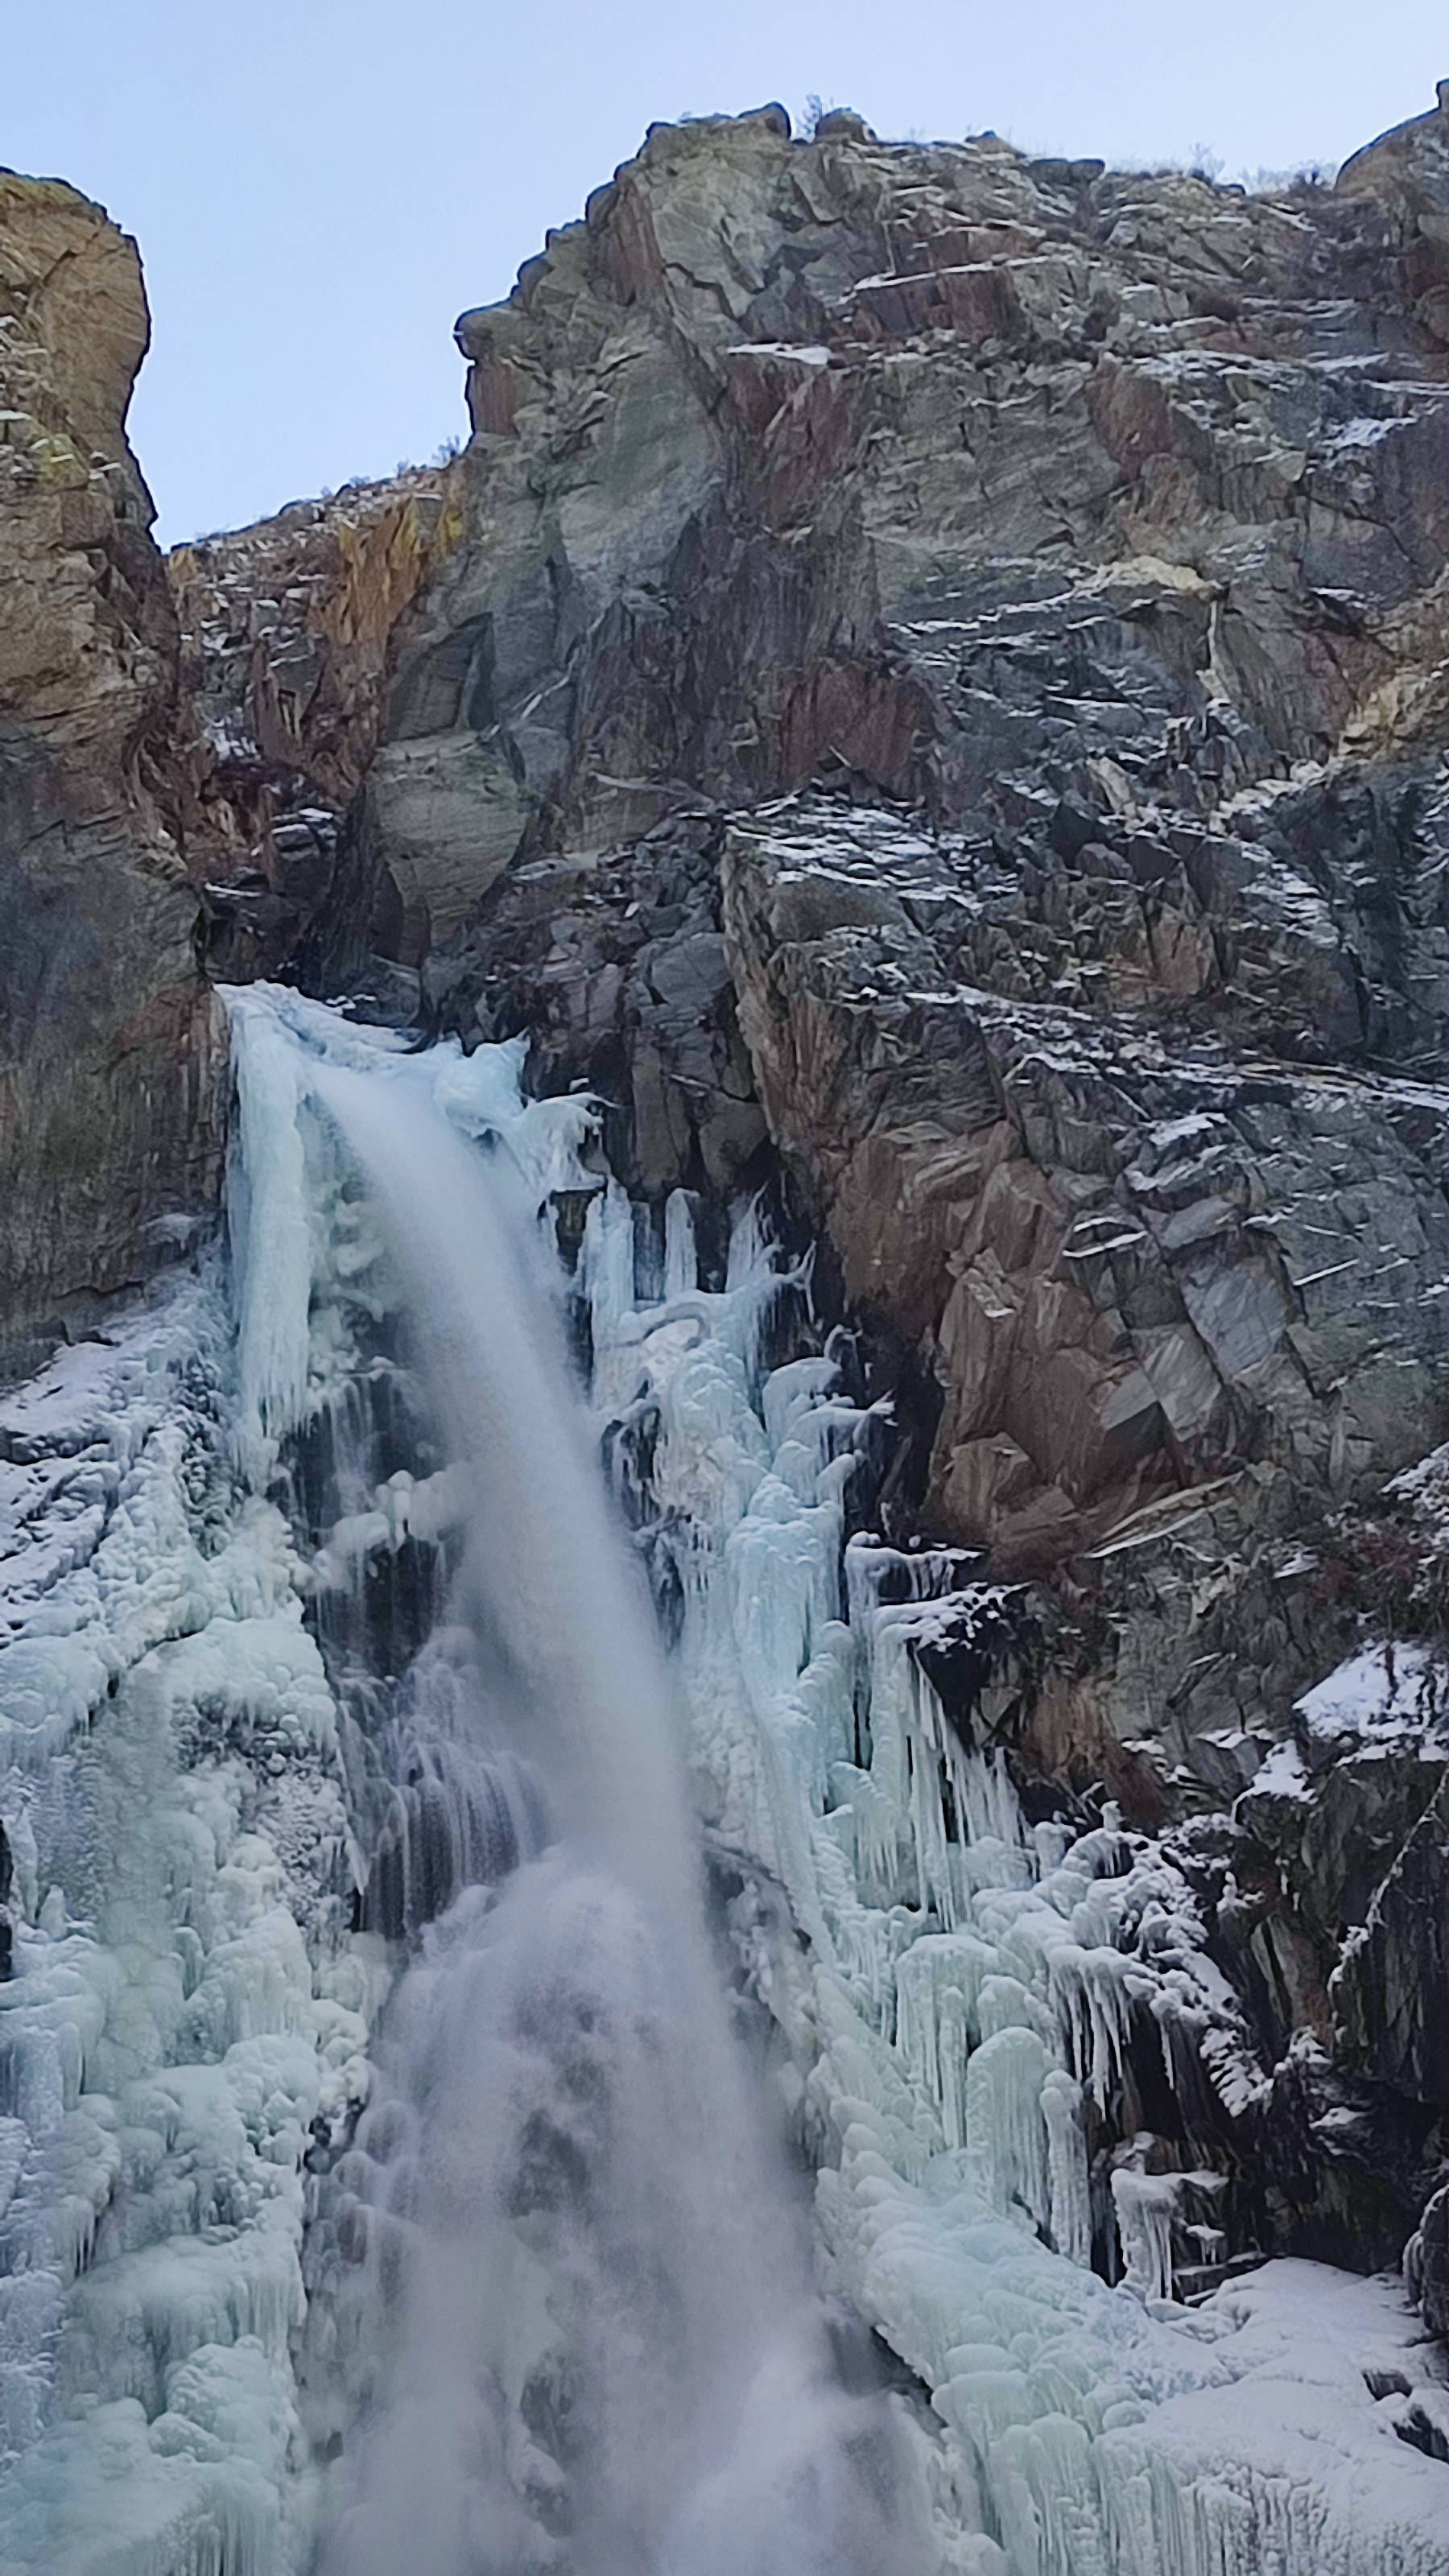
893,1934,997,2149
663,1188,699,1299
1047,1939,1139,2111
224,989,315,1478
1111,2161,1179,2305
581,1177,638,1347
965,2026,1054,2234
1041,2069,1091,2268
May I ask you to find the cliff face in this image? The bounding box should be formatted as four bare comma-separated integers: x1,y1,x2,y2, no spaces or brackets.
7,88,1449,2288
368,100,1449,917
0,173,217,1359
168,465,456,981
350,93,1449,2253
383,98,1449,1577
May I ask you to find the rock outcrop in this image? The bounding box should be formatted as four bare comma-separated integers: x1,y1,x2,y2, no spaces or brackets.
419,804,768,1194
0,172,216,1359
1338,77,1449,342
379,98,1449,1579
365,102,1449,929
168,464,457,980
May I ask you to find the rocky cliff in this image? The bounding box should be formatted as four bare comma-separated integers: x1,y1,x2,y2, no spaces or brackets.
168,463,456,981
339,90,1449,2272
0,173,217,1358
7,80,1449,2318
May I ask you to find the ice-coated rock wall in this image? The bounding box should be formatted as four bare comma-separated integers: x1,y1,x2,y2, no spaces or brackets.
0,989,615,2568
1,990,1443,2571
572,1158,1449,2576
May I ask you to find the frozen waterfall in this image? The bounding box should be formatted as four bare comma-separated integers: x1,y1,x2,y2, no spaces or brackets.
0,983,1443,2575
304,1046,924,2574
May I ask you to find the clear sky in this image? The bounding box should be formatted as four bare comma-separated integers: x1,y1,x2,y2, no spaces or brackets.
7,2,1447,543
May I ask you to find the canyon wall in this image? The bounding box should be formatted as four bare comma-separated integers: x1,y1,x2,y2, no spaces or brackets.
6,85,1449,2283
347,89,1449,2261
168,463,456,981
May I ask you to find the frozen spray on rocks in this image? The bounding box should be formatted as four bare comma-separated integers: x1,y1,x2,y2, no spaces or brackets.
1,981,1445,2575
302,1043,927,2573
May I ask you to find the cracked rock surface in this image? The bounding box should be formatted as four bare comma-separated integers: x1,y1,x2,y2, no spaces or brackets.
0,172,217,1357
345,92,1449,2268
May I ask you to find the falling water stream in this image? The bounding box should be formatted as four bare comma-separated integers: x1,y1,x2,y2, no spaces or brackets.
2,985,1444,2576
307,1065,924,2574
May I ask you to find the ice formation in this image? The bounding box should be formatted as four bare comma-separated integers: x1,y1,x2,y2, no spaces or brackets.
0,983,1443,2573
304,1036,923,2575
0,1269,366,2572
572,1142,1449,2576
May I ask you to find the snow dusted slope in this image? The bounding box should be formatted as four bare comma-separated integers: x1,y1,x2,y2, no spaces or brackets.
0,987,1444,2570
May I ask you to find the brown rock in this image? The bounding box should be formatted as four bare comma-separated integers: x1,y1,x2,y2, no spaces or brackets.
167,464,459,980
0,172,216,1355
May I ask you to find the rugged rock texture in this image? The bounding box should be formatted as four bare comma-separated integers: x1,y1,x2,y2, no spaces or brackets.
365,101,933,953
168,465,457,980
0,173,217,1359
357,92,1449,2272
1339,77,1449,343
386,94,1449,1585
10,82,1449,2310
422,804,768,1193
368,99,1449,936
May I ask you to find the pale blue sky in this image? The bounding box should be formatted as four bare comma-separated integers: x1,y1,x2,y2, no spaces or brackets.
8,2,1447,543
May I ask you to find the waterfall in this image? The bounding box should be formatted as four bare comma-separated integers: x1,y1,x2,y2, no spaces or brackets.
0,981,1444,2576
305,1057,923,2575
